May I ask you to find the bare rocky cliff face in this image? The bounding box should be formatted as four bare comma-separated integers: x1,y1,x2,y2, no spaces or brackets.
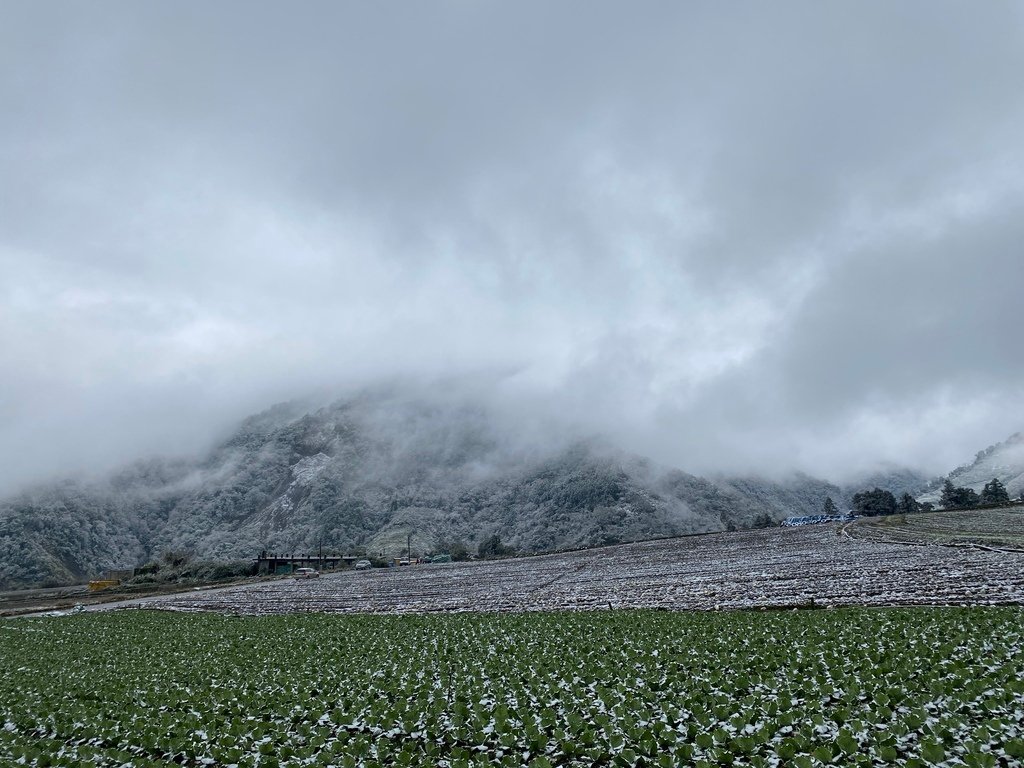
0,391,892,589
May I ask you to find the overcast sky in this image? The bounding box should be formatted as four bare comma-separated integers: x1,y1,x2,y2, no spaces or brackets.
2,1,1023,492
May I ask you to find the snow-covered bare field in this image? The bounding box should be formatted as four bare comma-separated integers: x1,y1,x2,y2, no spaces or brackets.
850,506,1024,549
148,523,1024,615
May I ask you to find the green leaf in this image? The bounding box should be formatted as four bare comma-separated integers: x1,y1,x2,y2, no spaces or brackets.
776,739,798,760
812,744,834,762
837,730,858,755
1006,740,1024,760
876,745,898,762
920,741,945,764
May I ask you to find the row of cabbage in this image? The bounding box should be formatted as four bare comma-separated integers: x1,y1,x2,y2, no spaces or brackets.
1,608,1023,767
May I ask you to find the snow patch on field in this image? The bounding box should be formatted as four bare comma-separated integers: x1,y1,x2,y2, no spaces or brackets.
148,524,1024,616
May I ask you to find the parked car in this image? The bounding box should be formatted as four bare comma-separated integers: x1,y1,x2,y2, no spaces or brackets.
354,559,372,571
293,567,320,579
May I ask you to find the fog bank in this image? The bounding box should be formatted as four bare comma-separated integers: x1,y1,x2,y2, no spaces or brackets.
2,2,1023,493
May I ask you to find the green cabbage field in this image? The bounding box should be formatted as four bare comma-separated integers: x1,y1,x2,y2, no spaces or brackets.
1,608,1022,767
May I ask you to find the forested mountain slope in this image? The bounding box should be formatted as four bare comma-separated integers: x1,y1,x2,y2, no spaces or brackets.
841,468,931,504
919,432,1024,503
0,393,880,588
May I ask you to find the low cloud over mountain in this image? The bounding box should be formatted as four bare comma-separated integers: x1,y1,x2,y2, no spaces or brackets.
2,4,1024,494
1,390,853,589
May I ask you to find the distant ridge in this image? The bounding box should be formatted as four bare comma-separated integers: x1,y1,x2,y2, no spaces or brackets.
920,432,1024,503
0,392,855,589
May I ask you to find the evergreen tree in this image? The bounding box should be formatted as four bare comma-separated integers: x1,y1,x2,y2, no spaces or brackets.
897,493,920,515
940,480,980,509
981,477,1010,505
954,487,979,508
822,496,839,516
940,479,958,509
478,534,509,559
851,488,898,517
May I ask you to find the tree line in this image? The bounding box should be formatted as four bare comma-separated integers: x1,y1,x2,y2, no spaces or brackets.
832,477,1019,518
938,477,1016,510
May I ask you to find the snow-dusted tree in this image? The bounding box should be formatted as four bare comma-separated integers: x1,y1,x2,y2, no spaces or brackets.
981,477,1010,505
897,493,920,514
822,496,839,516
851,488,897,517
940,479,958,509
940,479,979,509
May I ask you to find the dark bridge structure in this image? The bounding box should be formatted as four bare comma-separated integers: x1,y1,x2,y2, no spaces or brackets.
254,551,359,575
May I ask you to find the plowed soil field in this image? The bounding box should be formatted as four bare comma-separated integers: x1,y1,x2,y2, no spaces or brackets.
147,522,1024,616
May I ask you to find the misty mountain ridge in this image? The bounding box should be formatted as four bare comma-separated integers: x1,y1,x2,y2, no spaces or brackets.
919,431,1024,503
0,391,983,589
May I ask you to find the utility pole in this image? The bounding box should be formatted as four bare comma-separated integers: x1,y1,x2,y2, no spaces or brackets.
407,531,412,561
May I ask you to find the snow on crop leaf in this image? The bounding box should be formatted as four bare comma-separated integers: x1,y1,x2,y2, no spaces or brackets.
0,608,1022,767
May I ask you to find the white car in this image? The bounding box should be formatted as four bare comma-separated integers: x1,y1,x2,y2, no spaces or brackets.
354,559,372,571
293,567,320,579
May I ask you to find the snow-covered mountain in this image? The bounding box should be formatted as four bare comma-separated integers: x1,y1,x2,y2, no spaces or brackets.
9,389,1004,591
0,391,849,589
919,432,1024,503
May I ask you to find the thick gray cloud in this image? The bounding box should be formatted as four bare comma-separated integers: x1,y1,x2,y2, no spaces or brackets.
2,1,1023,491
